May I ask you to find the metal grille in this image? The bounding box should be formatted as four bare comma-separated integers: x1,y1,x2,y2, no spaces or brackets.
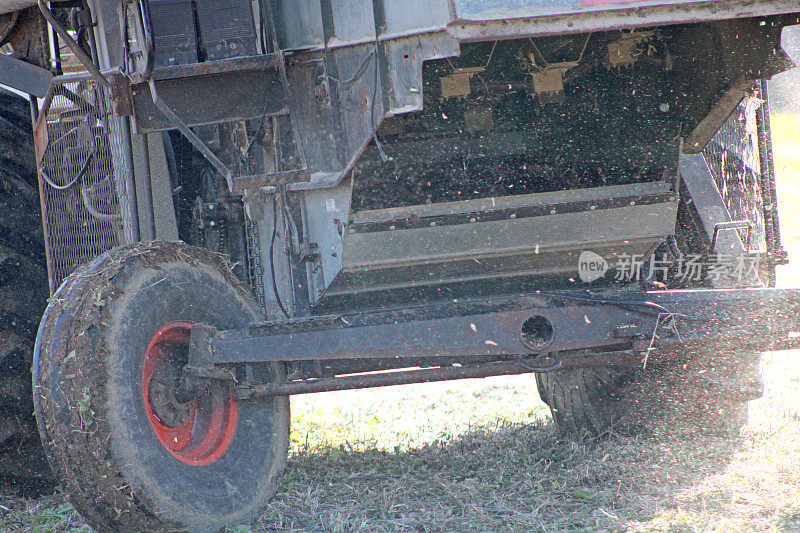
35,74,136,292
702,89,767,253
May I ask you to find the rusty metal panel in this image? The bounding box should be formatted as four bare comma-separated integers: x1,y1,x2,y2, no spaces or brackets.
33,74,136,292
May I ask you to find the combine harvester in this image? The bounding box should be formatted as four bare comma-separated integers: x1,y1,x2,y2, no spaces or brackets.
0,0,799,529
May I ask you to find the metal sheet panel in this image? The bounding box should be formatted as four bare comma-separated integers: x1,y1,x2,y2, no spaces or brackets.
130,55,286,133
302,181,352,290
450,0,798,21
276,0,324,50
383,0,451,35
330,0,376,44
447,0,800,41
0,54,53,97
0,0,36,16
451,0,723,20
329,182,678,299
342,202,676,268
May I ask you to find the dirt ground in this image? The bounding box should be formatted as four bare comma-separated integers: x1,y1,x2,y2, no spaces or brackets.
0,119,798,532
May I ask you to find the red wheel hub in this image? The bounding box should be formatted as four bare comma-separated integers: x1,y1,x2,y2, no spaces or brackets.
142,322,238,466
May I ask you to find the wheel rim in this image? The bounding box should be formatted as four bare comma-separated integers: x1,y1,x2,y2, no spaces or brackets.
142,322,238,466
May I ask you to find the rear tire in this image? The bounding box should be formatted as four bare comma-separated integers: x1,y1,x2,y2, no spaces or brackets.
536,352,762,438
0,88,52,488
33,241,289,531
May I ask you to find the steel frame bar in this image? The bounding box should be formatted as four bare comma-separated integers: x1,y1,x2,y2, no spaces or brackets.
190,288,800,369
0,53,53,97
235,351,638,398
138,133,155,241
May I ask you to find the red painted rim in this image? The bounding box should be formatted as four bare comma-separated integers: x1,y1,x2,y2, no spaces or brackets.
142,322,238,466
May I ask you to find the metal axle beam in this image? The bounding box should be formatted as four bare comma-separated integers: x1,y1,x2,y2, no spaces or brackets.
190,288,800,372
234,351,640,399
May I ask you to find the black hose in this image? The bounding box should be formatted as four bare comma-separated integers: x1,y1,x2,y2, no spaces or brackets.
270,196,290,318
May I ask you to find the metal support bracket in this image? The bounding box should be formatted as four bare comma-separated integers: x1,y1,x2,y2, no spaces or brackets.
186,288,800,398
234,355,571,399
147,78,234,188
123,0,310,192
0,53,53,97
141,62,311,192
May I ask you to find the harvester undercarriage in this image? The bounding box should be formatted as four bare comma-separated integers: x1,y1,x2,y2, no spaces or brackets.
0,0,799,530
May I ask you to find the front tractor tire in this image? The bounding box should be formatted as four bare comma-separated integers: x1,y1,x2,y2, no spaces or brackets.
33,241,289,532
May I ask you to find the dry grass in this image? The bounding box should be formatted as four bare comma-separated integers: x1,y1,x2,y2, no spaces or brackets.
2,115,799,532
5,359,796,532
248,354,800,533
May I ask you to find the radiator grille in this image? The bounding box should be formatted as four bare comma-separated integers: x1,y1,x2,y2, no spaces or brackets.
34,75,136,292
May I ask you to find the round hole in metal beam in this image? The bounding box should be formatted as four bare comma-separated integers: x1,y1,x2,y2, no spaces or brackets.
521,316,554,349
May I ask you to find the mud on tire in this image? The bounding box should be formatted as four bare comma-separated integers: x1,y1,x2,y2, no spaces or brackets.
33,241,290,531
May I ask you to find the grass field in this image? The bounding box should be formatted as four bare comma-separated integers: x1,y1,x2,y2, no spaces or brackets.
1,115,799,532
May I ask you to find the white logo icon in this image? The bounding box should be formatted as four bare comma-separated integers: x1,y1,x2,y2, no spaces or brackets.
578,251,608,282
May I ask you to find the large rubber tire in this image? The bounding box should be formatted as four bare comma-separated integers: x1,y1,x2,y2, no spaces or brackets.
0,88,52,487
536,352,763,438
33,241,290,531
